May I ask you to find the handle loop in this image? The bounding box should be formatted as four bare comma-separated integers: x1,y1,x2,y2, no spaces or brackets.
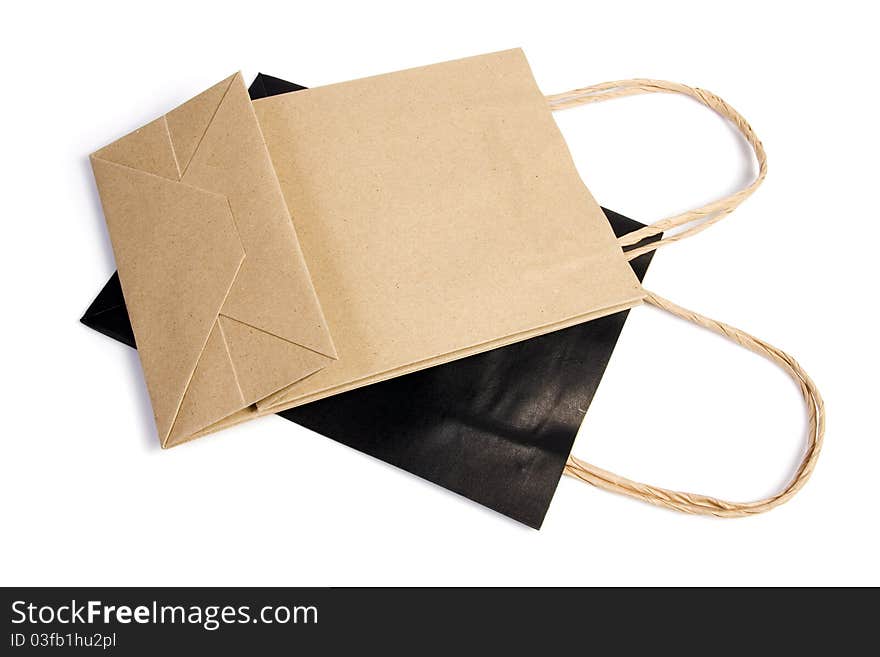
548,79,820,513
547,79,768,260
564,290,825,516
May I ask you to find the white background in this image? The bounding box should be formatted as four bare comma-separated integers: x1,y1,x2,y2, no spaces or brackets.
2,1,877,586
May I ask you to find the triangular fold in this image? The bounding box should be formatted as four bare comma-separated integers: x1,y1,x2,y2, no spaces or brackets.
218,315,332,405
165,74,236,175
256,73,307,97
90,158,244,443
81,271,125,318
80,306,136,348
166,320,246,447
248,74,269,100
92,117,179,181
80,273,136,347
182,75,337,359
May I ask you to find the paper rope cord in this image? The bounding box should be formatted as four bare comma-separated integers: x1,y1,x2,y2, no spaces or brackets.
548,79,823,515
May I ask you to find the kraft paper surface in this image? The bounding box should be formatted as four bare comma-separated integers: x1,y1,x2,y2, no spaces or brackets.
253,49,643,412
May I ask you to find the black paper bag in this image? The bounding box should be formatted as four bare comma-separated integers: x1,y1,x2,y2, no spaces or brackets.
81,74,657,528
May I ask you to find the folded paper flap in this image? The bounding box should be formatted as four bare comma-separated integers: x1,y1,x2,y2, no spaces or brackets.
92,74,237,184
180,76,337,361
92,73,336,445
216,315,333,402
90,157,245,443
92,116,180,181
166,74,236,175
168,321,245,447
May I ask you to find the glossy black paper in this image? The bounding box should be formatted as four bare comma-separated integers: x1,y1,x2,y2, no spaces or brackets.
81,73,656,528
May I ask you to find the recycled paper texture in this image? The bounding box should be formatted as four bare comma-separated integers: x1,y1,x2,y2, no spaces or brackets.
90,73,336,447
254,49,643,411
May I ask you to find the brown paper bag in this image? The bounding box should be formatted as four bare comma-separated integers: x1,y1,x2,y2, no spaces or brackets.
90,50,824,520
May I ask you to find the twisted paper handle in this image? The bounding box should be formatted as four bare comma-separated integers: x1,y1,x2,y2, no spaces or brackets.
547,79,767,261
564,291,825,516
548,80,822,514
